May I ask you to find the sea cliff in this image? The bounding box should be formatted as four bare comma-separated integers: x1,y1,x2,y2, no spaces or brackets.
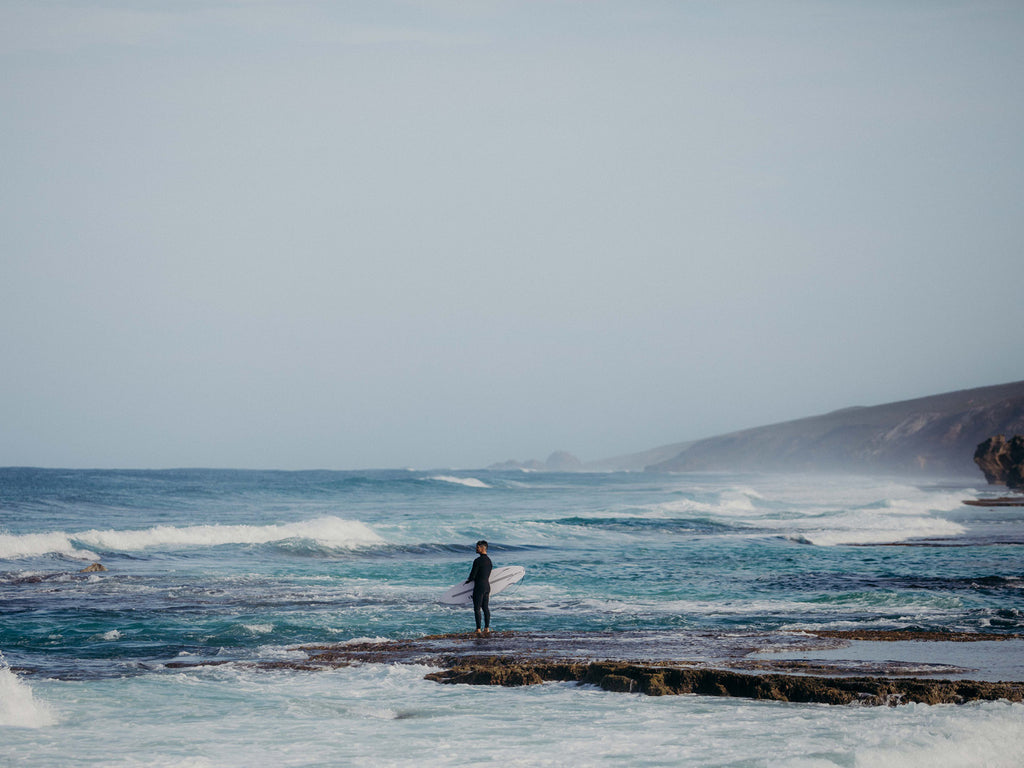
974,434,1024,489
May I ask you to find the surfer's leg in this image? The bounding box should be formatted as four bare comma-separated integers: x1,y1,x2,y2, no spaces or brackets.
472,591,484,630
481,592,490,630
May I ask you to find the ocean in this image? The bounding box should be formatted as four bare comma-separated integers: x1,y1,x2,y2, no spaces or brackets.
1,467,1022,766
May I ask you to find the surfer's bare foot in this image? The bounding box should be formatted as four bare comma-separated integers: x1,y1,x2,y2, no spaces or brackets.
483,628,490,636
475,629,482,636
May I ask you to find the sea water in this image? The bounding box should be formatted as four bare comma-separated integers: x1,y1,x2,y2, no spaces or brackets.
1,468,1022,766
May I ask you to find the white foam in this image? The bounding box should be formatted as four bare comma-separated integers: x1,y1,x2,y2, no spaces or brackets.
853,703,1024,768
656,486,764,517
654,479,972,546
241,624,274,635
429,475,491,488
0,517,384,560
3,652,1021,766
785,510,966,546
338,636,392,645
0,653,56,728
0,531,98,561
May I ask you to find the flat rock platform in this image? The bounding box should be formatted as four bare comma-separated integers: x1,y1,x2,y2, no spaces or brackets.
181,629,1024,707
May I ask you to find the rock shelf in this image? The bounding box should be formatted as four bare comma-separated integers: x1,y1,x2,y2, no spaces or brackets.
211,629,1024,707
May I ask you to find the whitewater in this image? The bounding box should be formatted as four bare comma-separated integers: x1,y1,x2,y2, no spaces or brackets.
1,468,1022,766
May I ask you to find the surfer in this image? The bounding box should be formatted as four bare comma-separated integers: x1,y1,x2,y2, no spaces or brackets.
465,540,492,635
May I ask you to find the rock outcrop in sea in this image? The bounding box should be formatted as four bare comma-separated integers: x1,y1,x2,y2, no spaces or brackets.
974,434,1024,489
489,450,583,472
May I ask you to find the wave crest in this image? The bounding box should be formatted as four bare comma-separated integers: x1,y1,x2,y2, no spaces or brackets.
0,651,56,728
428,476,491,489
785,512,966,547
0,517,384,560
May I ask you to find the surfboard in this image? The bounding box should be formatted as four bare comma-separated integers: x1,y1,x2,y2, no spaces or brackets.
439,565,525,605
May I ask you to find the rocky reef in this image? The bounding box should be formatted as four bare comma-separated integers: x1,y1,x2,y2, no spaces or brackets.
424,659,1020,706
974,435,1024,489
166,629,1024,707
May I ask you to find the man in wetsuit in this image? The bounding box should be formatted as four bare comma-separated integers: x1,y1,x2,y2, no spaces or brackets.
465,540,492,636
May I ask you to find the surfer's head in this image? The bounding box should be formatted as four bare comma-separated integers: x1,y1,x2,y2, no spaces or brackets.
476,540,488,553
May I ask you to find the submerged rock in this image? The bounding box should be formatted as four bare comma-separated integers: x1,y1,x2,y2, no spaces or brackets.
79,562,106,573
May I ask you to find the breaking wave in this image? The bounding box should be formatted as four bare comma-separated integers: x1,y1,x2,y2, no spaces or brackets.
657,484,970,547
0,651,56,728
428,475,491,489
788,516,967,547
0,517,384,561
784,498,968,546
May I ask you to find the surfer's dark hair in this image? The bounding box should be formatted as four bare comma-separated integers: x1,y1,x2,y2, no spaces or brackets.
476,540,488,548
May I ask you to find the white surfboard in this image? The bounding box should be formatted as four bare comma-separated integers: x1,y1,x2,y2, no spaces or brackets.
439,565,525,605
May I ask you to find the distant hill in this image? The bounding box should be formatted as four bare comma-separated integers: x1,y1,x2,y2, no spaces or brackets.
645,380,1024,477
491,443,698,473
490,451,584,472
582,441,696,472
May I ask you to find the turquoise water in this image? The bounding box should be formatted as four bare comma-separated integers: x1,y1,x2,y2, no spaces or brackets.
2,468,1023,766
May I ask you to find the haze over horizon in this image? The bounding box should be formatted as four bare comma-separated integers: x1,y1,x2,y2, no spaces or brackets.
3,1,1023,471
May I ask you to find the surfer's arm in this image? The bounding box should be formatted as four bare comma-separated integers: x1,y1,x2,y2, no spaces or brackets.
465,558,479,584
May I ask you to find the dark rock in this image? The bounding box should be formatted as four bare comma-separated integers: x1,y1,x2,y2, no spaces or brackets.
963,497,1024,507
974,435,1024,489
426,659,1024,706
599,674,639,693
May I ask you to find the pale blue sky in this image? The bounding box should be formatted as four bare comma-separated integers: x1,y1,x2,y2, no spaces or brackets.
2,1,1023,469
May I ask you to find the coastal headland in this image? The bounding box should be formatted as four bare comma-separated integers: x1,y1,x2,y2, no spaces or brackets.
498,380,1024,475
168,629,1024,707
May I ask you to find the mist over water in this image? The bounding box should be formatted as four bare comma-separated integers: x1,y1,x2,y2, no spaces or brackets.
1,468,1022,765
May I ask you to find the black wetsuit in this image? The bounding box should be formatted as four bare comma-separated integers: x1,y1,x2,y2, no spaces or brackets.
466,553,493,630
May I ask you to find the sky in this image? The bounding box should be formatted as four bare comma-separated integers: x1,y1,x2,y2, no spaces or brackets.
2,1,1023,470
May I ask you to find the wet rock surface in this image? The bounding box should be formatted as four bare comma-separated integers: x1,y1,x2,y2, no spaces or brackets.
171,629,1024,707
425,659,1022,706
812,629,1024,642
963,496,1024,507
